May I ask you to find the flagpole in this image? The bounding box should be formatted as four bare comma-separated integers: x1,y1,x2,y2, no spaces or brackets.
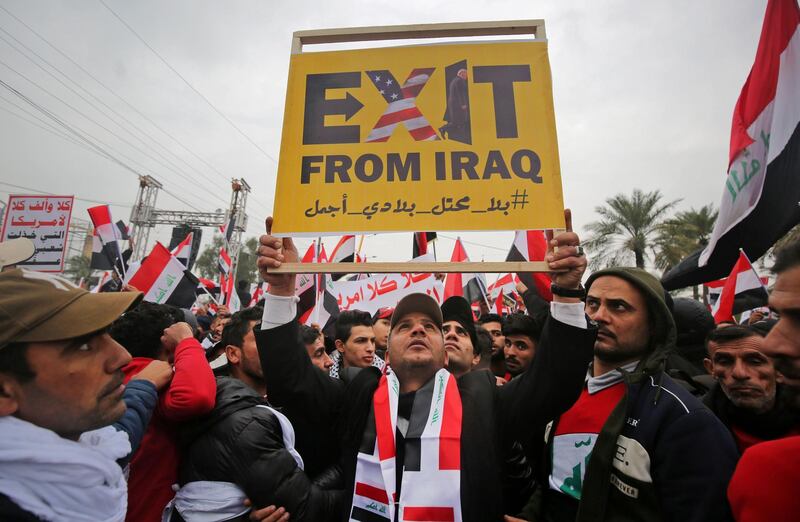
199,284,221,306
357,234,365,257
477,273,492,311
313,238,322,325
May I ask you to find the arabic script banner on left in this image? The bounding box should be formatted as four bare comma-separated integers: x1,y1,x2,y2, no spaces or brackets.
1,195,74,272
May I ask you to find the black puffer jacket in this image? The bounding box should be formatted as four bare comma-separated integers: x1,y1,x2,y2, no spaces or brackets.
179,377,343,521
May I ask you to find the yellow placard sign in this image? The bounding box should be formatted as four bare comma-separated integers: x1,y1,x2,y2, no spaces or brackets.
272,40,565,235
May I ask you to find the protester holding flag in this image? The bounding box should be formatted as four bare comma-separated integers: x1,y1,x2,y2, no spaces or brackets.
255,214,595,522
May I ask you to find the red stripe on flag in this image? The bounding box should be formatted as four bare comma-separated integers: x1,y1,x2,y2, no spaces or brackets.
374,107,424,128
128,243,170,293
373,376,396,461
355,482,389,504
729,0,800,166
402,507,455,521
438,374,462,471
87,205,112,227
409,126,437,141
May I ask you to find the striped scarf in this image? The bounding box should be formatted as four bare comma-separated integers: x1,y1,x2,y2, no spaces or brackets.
349,368,462,522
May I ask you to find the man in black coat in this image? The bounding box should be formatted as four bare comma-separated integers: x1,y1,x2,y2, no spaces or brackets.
173,307,342,522
255,216,595,522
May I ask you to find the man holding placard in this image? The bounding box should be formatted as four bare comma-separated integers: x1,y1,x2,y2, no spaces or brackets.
255,215,595,521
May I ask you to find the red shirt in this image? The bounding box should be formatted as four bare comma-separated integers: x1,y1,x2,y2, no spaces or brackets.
728,435,800,522
122,337,216,522
549,382,626,499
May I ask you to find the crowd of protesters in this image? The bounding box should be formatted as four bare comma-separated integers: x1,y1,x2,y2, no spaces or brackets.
0,217,798,522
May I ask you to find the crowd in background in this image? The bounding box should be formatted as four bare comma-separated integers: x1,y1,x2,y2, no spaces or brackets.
0,225,798,522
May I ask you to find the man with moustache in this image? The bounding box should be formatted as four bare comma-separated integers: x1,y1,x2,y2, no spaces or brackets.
517,267,737,522
728,239,800,521
254,215,595,522
0,269,142,521
702,324,798,453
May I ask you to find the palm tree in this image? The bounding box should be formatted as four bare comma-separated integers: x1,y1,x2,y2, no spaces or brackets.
653,204,718,300
653,204,718,273
584,189,680,269
64,254,93,283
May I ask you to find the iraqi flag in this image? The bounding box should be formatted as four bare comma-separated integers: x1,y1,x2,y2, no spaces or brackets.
88,206,127,274
329,235,358,280
308,273,341,339
171,232,193,267
444,238,487,304
330,235,356,263
296,242,320,323
487,273,517,299
663,0,800,289
127,242,199,308
413,232,438,258
218,247,231,275
219,214,235,244
710,251,770,324
506,230,553,301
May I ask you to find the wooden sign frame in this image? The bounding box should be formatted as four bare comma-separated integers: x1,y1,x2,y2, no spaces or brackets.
272,20,556,275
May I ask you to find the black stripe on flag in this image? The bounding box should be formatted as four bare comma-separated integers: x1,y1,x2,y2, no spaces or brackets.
351,506,391,522
402,375,435,472
164,269,200,309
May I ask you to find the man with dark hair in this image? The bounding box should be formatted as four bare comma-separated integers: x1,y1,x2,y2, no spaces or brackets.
255,216,595,521
474,325,493,370
0,269,143,520
702,324,798,454
299,324,333,374
237,280,253,307
372,307,393,360
111,302,217,522
519,267,737,522
728,240,800,520
441,296,482,378
219,307,266,393
502,313,542,377
172,307,342,521
478,312,507,378
329,310,383,378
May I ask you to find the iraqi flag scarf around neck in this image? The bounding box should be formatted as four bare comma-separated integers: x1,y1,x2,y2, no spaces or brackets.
350,368,462,522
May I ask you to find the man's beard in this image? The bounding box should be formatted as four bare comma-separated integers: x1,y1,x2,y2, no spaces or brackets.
491,348,505,362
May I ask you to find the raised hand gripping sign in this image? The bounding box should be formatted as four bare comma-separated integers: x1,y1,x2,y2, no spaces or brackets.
272,21,566,236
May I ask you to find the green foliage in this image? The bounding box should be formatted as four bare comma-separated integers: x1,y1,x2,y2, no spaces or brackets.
64,254,93,282
194,234,258,285
584,189,680,269
653,204,718,272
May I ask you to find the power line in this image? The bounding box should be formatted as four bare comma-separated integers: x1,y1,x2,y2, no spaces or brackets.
0,94,95,151
0,55,228,211
97,0,279,168
0,16,263,211
0,181,132,207
0,76,203,212
0,2,273,216
0,5,269,214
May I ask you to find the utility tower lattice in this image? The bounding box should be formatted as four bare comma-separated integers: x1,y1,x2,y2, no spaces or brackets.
129,176,250,282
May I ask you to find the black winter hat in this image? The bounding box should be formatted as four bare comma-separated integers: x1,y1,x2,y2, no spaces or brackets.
440,296,478,349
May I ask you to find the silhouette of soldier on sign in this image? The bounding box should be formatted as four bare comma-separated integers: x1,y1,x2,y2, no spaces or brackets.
441,67,471,144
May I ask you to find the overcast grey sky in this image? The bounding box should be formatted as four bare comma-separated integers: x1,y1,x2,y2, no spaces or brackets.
0,0,769,268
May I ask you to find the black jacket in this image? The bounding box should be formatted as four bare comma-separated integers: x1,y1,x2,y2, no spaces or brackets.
703,382,799,453
179,377,343,521
256,314,595,522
